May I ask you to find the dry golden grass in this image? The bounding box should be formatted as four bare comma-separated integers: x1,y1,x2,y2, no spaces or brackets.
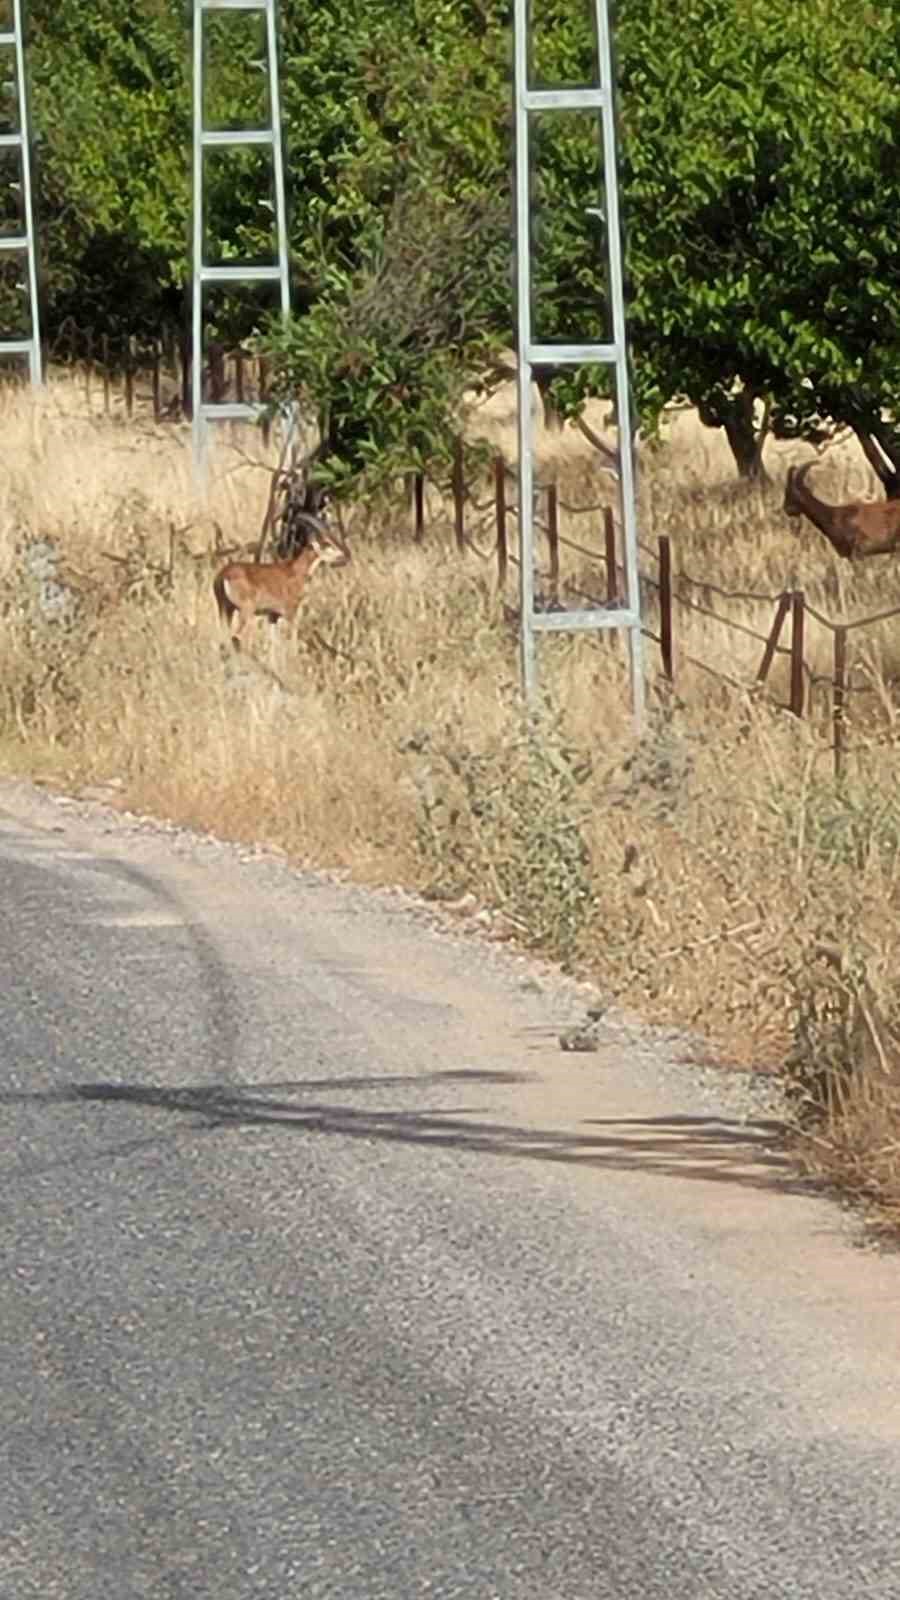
4,376,900,1228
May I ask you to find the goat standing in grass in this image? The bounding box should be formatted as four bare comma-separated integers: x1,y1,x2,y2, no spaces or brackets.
213,517,351,651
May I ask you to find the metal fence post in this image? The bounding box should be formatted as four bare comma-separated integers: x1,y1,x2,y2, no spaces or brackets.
546,483,559,598
604,507,618,604
452,438,466,552
494,455,508,587
790,589,806,717
658,534,673,680
757,593,790,685
833,625,847,778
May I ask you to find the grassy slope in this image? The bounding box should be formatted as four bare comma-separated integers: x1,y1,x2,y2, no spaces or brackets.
3,378,900,1227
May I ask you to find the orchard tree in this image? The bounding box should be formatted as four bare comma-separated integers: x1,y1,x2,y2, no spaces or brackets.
617,0,900,485
28,0,187,336
21,0,900,496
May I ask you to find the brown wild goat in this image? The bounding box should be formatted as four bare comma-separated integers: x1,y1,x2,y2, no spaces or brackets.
783,461,900,560
213,518,350,651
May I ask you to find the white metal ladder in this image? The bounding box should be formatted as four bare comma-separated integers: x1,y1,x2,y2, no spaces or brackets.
513,0,643,728
191,0,290,477
0,0,41,384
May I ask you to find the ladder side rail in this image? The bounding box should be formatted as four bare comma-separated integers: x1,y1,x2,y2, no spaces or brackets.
594,0,643,729
0,0,41,383
12,0,40,383
513,0,536,701
192,0,206,471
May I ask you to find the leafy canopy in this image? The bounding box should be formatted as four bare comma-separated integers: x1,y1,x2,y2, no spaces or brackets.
19,0,900,484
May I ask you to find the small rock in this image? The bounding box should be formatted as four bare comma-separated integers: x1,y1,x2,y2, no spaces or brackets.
559,1028,600,1053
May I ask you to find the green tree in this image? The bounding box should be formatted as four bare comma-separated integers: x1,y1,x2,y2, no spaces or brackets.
28,0,187,336
617,0,900,485
21,0,900,497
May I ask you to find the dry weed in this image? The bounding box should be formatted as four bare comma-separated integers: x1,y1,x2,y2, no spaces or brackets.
3,378,900,1227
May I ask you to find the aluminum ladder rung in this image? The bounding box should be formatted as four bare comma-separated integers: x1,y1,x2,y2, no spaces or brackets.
0,1,40,385
200,402,264,422
522,88,606,110
192,0,290,477
199,264,282,283
201,129,274,147
530,608,638,634
526,341,620,367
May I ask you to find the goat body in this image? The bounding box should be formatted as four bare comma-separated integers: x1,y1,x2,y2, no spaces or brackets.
213,533,349,650
783,462,900,560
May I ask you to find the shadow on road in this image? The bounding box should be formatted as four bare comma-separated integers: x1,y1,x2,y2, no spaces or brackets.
1,1070,800,1195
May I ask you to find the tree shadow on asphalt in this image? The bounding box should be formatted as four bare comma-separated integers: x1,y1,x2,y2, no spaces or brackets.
0,1069,803,1195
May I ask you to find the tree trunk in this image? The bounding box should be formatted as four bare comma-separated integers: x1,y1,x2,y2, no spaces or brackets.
722,384,770,481
853,425,900,499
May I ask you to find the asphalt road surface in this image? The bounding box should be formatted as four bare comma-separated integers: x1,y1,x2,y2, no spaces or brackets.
2,779,900,1599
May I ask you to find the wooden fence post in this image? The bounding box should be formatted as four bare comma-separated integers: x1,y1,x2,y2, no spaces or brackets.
413,472,425,542
102,333,110,415
125,335,135,418
833,625,847,778
234,348,245,405
604,506,617,604
208,341,226,404
151,340,161,421
546,483,559,598
790,589,806,717
658,534,674,680
85,330,94,412
452,437,465,552
258,356,270,446
757,592,790,685
494,455,508,587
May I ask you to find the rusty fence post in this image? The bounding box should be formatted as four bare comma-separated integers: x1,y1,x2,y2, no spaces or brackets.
757,592,791,685
604,506,618,604
151,340,161,421
789,589,806,717
258,356,271,446
494,455,508,587
180,336,191,420
234,348,245,405
546,483,559,598
833,625,847,779
124,335,135,418
406,472,425,541
208,341,226,404
658,534,674,680
452,437,465,552
85,330,94,412
102,333,111,415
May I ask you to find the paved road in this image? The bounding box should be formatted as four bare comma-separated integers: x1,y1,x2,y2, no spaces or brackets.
2,781,900,1598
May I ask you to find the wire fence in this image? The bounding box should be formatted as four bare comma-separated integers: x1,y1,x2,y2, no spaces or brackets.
44,320,271,425
34,336,900,778
408,446,900,779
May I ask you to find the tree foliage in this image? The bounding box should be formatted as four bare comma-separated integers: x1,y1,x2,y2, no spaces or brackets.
17,0,900,486
618,0,900,482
